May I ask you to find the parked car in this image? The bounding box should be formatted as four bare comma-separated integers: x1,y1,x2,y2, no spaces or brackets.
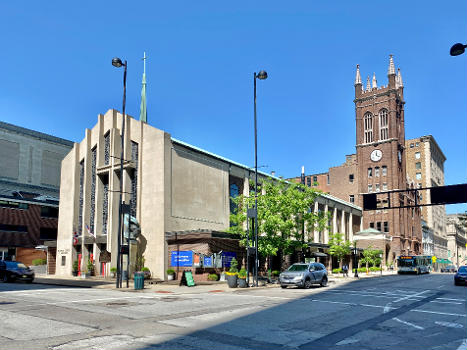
441,265,457,273
279,262,328,289
454,266,467,286
0,260,35,283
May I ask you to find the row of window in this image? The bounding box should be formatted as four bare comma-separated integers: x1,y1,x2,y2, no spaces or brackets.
368,166,387,178
0,201,59,218
364,109,389,143
409,142,420,148
369,221,389,232
368,183,388,192
0,224,57,239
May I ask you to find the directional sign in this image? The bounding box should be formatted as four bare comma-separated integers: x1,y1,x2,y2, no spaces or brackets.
432,256,437,263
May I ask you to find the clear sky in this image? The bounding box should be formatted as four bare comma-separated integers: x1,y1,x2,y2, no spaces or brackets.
1,1,466,213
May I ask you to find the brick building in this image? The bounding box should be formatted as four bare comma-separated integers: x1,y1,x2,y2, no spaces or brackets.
405,135,448,260
290,56,422,266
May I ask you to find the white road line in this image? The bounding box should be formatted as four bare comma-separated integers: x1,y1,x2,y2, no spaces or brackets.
393,317,425,330
435,321,464,329
310,299,356,306
413,309,467,317
437,297,466,302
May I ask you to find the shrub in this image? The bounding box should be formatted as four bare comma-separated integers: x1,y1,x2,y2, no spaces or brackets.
72,260,79,272
32,258,47,266
332,268,343,274
353,267,367,273
271,270,281,277
229,258,239,273
167,268,175,275
141,267,151,279
238,268,247,279
110,267,117,273
370,267,381,272
207,273,219,281
142,267,150,272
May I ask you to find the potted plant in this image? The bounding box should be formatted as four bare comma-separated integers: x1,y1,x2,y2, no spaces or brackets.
72,260,79,277
225,257,238,288
110,267,117,278
237,267,247,288
87,259,95,277
142,267,151,280
167,268,175,280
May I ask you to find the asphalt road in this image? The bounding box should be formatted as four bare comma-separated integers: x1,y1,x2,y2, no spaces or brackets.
0,273,465,350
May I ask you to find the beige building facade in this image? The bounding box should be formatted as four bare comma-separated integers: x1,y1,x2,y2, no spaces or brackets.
446,214,467,267
405,135,447,259
56,109,362,279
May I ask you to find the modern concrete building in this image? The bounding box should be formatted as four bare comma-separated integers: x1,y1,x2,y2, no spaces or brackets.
55,109,362,280
446,214,467,267
0,121,73,266
405,135,447,259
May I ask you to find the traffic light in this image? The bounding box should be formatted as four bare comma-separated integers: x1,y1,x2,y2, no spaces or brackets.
129,216,141,241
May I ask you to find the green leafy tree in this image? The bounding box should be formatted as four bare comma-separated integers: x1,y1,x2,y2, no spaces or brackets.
359,246,383,271
228,179,328,270
328,233,352,269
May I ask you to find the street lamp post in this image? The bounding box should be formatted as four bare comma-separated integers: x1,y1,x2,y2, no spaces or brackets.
353,244,359,278
112,57,127,289
253,70,268,287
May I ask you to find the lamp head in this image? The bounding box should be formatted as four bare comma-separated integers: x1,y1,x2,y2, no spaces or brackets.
257,70,268,80
450,43,467,56
112,57,124,68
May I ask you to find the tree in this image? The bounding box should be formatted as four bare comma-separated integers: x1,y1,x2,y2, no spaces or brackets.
328,233,351,269
228,179,328,270
360,246,383,271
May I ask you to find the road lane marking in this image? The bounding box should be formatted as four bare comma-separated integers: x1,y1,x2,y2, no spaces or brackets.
413,309,466,317
435,321,464,329
393,317,424,330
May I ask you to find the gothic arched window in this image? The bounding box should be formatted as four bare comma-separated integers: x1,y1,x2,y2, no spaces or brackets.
364,112,373,143
379,109,389,140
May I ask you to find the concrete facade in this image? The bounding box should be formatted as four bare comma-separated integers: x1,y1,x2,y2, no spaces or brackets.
56,109,363,279
405,135,448,259
446,214,467,267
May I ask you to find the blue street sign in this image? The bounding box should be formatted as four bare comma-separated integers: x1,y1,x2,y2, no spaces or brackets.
222,252,237,267
204,256,213,267
170,251,193,267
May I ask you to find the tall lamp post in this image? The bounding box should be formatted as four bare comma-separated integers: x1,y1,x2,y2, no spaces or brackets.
253,70,268,287
112,57,127,289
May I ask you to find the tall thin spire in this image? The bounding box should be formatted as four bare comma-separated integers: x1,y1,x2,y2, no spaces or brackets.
366,76,371,91
372,72,377,89
355,64,362,85
388,54,396,75
397,68,403,88
139,52,148,123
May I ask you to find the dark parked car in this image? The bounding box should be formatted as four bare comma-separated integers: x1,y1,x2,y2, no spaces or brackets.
279,262,328,289
0,260,35,283
441,265,457,273
454,266,467,286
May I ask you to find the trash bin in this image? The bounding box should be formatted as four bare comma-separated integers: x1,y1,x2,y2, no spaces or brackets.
134,272,144,290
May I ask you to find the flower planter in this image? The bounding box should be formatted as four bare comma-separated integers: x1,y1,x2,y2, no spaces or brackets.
167,274,175,281
72,271,78,277
226,274,238,288
237,277,247,288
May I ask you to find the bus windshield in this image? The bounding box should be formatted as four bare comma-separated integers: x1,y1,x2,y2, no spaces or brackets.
398,258,414,267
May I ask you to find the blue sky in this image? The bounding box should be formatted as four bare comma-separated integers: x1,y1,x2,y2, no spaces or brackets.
1,1,466,213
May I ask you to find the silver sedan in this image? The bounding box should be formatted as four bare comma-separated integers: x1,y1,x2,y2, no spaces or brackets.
279,262,328,289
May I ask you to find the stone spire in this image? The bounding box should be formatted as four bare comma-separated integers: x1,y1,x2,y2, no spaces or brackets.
397,68,403,88
372,73,377,89
388,54,396,75
366,76,371,91
355,64,362,85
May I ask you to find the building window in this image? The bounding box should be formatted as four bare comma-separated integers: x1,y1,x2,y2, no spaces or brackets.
383,221,389,232
375,183,380,192
382,166,387,176
376,222,382,232
130,141,139,218
349,195,354,203
369,222,375,228
415,162,421,170
379,109,389,140
229,183,239,222
410,143,414,148
61,256,66,266
368,168,372,178
0,200,28,210
349,174,354,183
364,113,373,143
382,183,387,191
327,174,330,185
104,132,110,165
89,147,97,235
313,176,317,185
0,224,27,233
40,206,59,218
78,160,84,235
416,172,422,180
368,184,373,193
416,142,419,147
40,227,57,240
306,177,311,187
415,152,421,159
375,167,380,177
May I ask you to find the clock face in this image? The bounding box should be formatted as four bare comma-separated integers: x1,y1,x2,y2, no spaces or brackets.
370,149,383,162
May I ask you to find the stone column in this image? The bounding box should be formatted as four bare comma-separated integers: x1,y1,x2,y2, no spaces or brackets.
332,207,338,235
324,204,329,244
341,210,346,238
313,202,319,243
349,213,354,242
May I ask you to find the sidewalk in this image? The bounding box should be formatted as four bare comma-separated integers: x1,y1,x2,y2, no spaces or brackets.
33,270,398,292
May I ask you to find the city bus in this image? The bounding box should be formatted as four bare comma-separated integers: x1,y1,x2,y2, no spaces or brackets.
397,255,431,274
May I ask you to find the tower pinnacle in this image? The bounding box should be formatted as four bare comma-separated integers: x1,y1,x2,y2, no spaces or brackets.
355,64,362,85
397,68,403,88
388,54,396,75
366,76,371,91
372,73,377,89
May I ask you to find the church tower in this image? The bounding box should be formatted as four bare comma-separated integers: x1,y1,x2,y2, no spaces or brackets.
354,55,420,259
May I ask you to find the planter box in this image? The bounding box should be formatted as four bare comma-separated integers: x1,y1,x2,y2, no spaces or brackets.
226,274,237,288
237,278,247,288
